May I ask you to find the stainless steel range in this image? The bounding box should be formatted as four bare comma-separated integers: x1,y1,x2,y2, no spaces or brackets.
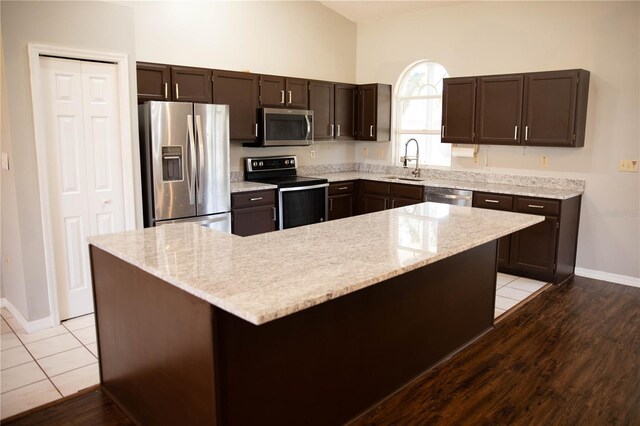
244,155,328,230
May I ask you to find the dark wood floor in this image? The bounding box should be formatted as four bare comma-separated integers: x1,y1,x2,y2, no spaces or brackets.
5,276,639,425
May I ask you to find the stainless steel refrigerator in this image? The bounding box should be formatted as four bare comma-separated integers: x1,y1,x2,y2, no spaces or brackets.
139,101,231,232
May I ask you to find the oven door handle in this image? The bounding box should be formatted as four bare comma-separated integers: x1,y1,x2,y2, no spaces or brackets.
279,183,329,192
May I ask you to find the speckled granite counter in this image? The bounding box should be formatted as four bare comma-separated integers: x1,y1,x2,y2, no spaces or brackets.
307,171,583,200
230,180,277,193
89,203,542,325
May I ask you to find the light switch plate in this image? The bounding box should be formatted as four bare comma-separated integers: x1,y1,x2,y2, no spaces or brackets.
619,159,638,172
1,152,8,170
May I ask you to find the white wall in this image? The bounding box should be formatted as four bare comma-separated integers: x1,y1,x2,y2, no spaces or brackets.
355,1,640,279
128,0,357,171
1,0,138,321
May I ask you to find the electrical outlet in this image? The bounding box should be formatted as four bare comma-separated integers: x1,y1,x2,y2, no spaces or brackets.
377,149,385,159
310,150,316,159
1,152,8,170
619,159,638,172
541,156,549,168
363,147,368,158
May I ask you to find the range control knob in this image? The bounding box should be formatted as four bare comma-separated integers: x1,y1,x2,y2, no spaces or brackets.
284,160,289,165
252,161,257,167
259,161,264,167
290,159,295,166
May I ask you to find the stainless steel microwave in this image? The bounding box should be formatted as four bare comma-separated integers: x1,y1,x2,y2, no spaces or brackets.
259,108,313,146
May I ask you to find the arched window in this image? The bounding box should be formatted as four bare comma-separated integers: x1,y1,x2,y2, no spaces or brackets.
396,61,451,166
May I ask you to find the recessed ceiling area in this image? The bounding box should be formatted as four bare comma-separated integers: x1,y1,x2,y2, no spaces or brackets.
319,1,460,24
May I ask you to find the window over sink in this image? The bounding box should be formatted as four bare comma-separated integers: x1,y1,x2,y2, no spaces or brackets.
396,61,451,167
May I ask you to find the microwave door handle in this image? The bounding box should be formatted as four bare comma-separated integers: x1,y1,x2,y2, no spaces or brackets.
195,115,205,204
305,115,311,139
186,115,196,205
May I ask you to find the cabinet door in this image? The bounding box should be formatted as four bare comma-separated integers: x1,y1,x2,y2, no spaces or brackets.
335,83,357,140
286,78,309,109
510,216,558,278
309,81,335,140
358,84,377,141
475,75,524,145
213,70,259,141
171,66,212,103
362,193,388,213
391,197,420,208
232,205,276,237
329,194,353,220
497,236,511,268
136,62,171,103
260,75,286,108
442,77,476,144
523,71,579,147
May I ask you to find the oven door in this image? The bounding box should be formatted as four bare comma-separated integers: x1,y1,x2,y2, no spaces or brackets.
262,108,313,146
278,184,328,230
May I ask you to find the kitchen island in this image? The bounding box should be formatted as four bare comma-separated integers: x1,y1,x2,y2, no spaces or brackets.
89,203,543,425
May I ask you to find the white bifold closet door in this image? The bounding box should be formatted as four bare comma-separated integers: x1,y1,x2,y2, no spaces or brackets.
41,57,125,320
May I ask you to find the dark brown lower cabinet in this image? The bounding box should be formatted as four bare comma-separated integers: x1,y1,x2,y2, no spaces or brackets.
363,193,389,213
231,190,276,236
391,197,420,208
360,180,423,213
473,192,581,284
328,181,355,220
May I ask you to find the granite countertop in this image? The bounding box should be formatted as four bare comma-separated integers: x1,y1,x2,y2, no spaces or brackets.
90,203,543,326
308,172,583,200
230,181,277,193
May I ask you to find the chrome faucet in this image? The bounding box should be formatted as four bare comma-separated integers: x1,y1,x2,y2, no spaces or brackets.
403,138,420,178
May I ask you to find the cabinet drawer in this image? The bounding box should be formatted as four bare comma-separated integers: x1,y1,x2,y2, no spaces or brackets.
329,181,355,196
515,197,560,216
473,192,514,211
363,180,391,196
231,190,276,209
392,183,423,201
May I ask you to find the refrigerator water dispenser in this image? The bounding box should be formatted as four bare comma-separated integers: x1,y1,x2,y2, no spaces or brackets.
162,146,183,181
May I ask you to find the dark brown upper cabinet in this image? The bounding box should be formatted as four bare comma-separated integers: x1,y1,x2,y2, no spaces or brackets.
357,84,391,141
523,70,589,147
334,83,357,140
443,69,589,147
171,66,212,103
212,70,259,142
309,80,335,140
441,77,477,144
259,76,308,109
475,75,524,145
136,62,171,103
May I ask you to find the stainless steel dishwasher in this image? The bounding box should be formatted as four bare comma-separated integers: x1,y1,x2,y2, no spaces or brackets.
424,187,473,206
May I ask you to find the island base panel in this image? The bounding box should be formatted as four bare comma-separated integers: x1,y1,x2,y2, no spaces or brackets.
90,246,218,426
216,241,497,425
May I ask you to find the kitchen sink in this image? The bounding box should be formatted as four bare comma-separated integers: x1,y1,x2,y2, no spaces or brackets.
382,175,425,182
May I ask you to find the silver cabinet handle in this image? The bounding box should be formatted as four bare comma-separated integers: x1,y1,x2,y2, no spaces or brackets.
336,124,341,137
528,204,545,209
272,206,277,221
391,199,396,208
525,126,529,141
255,123,258,137
288,90,292,104
514,125,518,140
337,186,348,191
329,198,333,212
175,83,179,100
441,125,445,138
369,125,374,138
485,199,500,204
330,124,334,137
164,82,168,99
383,199,388,209
280,90,285,104
250,197,263,201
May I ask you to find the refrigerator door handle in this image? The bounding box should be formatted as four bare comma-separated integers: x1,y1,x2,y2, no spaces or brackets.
195,115,205,204
187,114,196,205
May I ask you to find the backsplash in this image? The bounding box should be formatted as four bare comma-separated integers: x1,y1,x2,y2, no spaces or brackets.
232,162,585,192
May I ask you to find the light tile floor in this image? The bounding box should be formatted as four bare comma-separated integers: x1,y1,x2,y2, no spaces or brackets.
494,273,548,318
0,273,546,419
0,311,98,420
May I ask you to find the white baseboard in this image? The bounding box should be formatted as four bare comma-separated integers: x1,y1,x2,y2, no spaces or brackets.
1,298,56,333
574,268,640,288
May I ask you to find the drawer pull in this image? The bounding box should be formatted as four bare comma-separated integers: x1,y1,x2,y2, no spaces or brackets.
329,198,333,212
528,204,545,209
338,186,348,190
485,199,500,204
272,206,277,221
249,197,263,201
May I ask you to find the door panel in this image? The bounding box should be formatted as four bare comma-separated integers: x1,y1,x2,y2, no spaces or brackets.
329,194,353,221
309,81,334,140
363,194,388,213
510,216,558,277
358,85,377,140
260,75,286,108
286,78,308,109
171,66,212,103
442,78,476,143
136,62,170,102
194,104,230,216
475,75,523,145
335,84,356,140
42,57,125,319
213,70,259,141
